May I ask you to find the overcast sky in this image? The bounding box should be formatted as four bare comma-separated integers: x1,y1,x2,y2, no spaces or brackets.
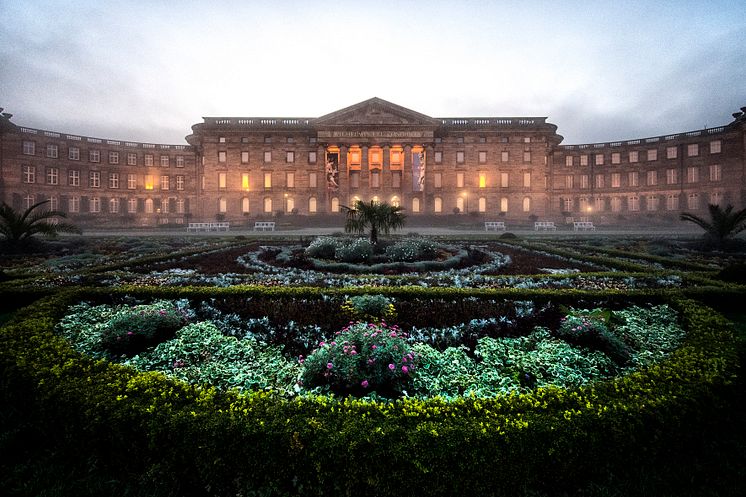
2,0,745,145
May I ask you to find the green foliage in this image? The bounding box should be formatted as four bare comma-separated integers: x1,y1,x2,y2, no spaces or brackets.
384,238,438,262
300,322,417,396
556,310,631,365
342,200,406,244
334,237,374,263
341,294,397,323
0,200,81,251
304,236,339,259
680,203,746,249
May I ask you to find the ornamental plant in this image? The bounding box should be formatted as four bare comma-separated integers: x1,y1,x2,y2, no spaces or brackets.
555,310,631,365
99,300,189,357
340,294,397,323
300,321,417,397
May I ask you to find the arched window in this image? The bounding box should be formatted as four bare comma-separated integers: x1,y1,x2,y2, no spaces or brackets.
522,197,531,212
412,197,420,213
242,197,250,213
145,198,154,213
434,196,442,213
286,197,295,213
478,197,486,212
219,197,227,213
309,197,317,213
331,197,339,212
109,198,119,213
263,197,272,213
456,197,464,213
500,197,508,213
391,196,400,207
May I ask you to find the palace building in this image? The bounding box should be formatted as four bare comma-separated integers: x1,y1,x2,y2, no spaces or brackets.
1,97,744,228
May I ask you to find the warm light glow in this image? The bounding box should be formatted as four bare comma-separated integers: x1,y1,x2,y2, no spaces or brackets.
586,206,593,212
145,175,154,190
242,173,250,190
479,173,486,188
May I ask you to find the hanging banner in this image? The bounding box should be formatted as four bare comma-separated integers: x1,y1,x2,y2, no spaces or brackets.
325,152,339,191
412,150,425,192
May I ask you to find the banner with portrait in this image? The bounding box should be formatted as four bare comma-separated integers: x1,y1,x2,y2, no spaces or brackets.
325,152,339,191
412,150,425,192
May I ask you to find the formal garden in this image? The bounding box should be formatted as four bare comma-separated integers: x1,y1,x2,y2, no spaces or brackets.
1,201,745,496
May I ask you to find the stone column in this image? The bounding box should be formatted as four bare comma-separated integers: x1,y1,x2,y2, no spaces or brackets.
339,145,349,206
361,145,369,191
403,144,413,209
382,144,391,191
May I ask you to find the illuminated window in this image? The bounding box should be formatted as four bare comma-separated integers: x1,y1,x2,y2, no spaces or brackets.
348,149,361,166
709,164,721,181
264,172,272,189
579,197,589,212
47,144,59,158
412,197,420,213
522,197,531,212
390,149,403,168
219,197,227,213
523,172,531,188
219,136,226,143
478,197,486,213
500,197,508,213
218,172,227,189
434,196,442,213
500,172,509,188
710,140,722,154
666,146,677,159
308,197,317,213
456,172,464,188
263,197,272,213
629,151,639,163
479,172,486,188
145,175,154,190
242,197,250,213
331,197,339,212
391,196,400,208
47,167,59,185
239,151,249,164
286,172,295,188
242,172,250,190
456,197,464,213
369,148,382,167
687,144,699,157
309,172,317,188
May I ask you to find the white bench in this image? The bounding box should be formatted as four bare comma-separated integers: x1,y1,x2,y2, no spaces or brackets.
484,221,506,231
534,221,557,231
187,222,230,232
573,221,596,231
254,221,275,231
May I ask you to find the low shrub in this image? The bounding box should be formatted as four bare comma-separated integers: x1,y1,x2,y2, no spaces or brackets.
334,238,374,263
300,322,417,397
304,236,339,259
341,294,397,323
384,238,439,262
555,310,631,365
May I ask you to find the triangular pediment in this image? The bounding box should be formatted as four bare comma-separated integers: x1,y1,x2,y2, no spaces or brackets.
315,97,439,127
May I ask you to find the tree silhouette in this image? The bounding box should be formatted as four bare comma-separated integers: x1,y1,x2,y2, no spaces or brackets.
0,200,81,250
342,200,406,245
680,203,746,249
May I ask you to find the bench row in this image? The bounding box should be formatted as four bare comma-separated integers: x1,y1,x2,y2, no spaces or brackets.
187,222,230,232
484,221,596,231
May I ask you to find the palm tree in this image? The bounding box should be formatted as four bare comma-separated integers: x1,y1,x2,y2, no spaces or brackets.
0,200,81,249
680,203,746,249
342,200,406,245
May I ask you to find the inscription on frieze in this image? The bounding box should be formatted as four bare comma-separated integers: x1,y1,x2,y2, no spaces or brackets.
317,130,432,139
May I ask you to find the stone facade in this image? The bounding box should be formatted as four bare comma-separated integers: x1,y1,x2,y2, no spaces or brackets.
1,98,744,228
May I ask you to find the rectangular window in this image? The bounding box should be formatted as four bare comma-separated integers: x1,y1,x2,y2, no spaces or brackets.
109,151,119,164
565,155,573,167
89,171,100,188
218,151,227,163
647,195,659,211
308,151,317,164
286,172,295,188
219,136,226,143
456,172,464,188
49,196,58,211
595,174,604,188
523,151,531,163
629,150,639,163
594,197,605,212
69,147,80,160
350,171,359,188
611,152,621,164
666,168,678,185
264,151,272,163
127,153,137,166
478,151,487,163
628,196,640,211
127,174,136,189
176,175,185,190
478,172,486,188
647,170,657,186
69,170,80,186
176,199,185,214
710,191,723,206
666,194,679,211
22,165,35,183
218,198,227,213
23,140,35,155
264,172,272,189
68,196,80,213
145,154,154,166
500,172,509,188
687,144,699,157
145,175,154,190
176,155,185,167
580,155,588,166
89,197,100,213
109,172,119,189
611,172,621,188
240,151,249,164
286,151,295,163
434,172,442,188
666,146,677,159
523,172,531,188
648,149,658,161
579,174,589,189
128,198,137,213
611,197,622,212
160,155,170,167
218,172,227,189
628,171,639,187
501,151,509,163
456,151,465,164
687,193,699,210
309,172,317,188
371,170,380,188
241,172,250,190
47,167,59,185
595,153,604,165
563,197,574,212
161,198,169,214
565,175,573,189
46,144,59,158
89,150,100,163
709,164,722,182
161,175,170,190
710,140,722,154
686,166,699,183
434,151,443,164
392,171,401,188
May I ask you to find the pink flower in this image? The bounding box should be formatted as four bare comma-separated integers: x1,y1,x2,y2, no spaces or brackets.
350,350,357,355
331,341,337,346
402,356,407,363
402,365,409,374
127,332,134,336
361,380,369,388
388,363,395,370
326,362,333,370
367,358,376,365
371,344,378,350
319,341,326,347
389,332,397,337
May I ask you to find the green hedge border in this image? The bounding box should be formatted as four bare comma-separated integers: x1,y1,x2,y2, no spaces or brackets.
0,286,739,496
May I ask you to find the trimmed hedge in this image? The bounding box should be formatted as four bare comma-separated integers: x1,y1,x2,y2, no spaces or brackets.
0,286,739,496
